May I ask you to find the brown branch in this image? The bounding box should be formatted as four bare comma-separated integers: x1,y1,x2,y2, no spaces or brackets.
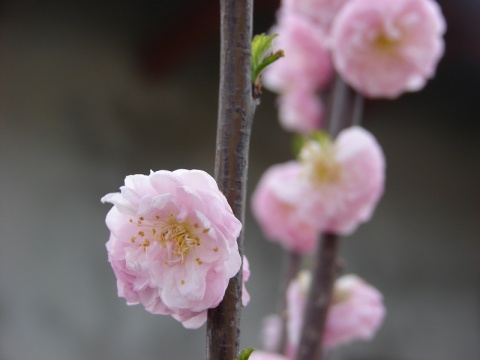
206,0,255,359
295,233,339,360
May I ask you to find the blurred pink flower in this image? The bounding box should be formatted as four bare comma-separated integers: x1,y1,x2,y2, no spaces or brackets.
331,0,446,98
282,0,352,33
263,12,333,94
251,162,319,254
261,314,283,352
286,271,310,349
278,86,324,133
287,271,385,350
324,274,386,348
242,256,251,306
250,351,289,360
102,169,242,329
298,126,385,235
252,127,383,245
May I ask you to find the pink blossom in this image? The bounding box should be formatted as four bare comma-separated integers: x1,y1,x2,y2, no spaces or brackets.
287,272,385,350
251,162,319,254
242,256,251,306
282,0,352,33
263,12,333,94
261,314,283,352
253,127,384,243
249,351,289,360
101,169,242,329
278,87,324,133
331,0,446,98
286,271,310,349
297,126,385,235
324,274,386,348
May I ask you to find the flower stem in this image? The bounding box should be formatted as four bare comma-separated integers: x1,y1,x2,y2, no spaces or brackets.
327,75,364,135
206,0,255,359
351,92,364,126
327,75,349,137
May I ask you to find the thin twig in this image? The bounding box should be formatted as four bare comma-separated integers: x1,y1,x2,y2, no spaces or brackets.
351,92,364,126
295,233,339,360
327,75,349,137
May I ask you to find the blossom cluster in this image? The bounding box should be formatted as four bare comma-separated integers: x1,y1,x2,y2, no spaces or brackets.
102,169,247,328
264,0,446,132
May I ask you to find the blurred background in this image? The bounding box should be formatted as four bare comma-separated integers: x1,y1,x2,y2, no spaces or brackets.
0,1,478,359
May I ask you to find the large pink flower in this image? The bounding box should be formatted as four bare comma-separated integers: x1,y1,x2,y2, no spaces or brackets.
263,12,333,94
331,0,446,98
287,272,385,350
297,126,385,235
102,169,242,329
251,162,319,254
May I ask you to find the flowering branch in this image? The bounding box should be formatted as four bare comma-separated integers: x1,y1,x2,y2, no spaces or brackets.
296,79,363,360
206,0,255,359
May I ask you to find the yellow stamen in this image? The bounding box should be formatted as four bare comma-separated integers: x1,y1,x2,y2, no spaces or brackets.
300,140,341,184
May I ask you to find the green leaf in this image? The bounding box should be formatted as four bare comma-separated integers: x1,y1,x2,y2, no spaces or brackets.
252,33,277,71
251,33,284,93
236,347,255,360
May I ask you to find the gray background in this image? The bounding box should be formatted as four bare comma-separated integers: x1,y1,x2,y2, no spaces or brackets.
0,1,478,359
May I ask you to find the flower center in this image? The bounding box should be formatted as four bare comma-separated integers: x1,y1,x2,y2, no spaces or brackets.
373,32,400,52
129,215,212,266
300,140,341,184
158,222,200,263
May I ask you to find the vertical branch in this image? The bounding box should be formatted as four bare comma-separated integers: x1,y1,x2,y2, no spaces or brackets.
351,92,364,126
327,75,349,137
206,0,255,360
295,233,339,360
